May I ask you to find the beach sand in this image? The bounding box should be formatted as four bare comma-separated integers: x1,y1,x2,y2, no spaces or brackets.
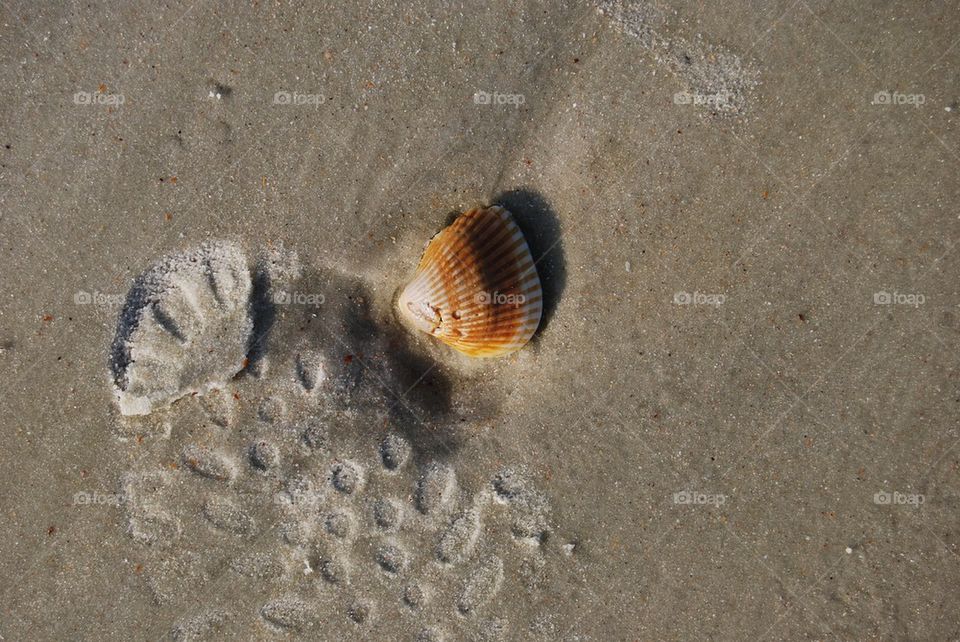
0,0,958,639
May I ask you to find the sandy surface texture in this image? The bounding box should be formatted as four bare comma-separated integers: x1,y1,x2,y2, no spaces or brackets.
1,1,958,640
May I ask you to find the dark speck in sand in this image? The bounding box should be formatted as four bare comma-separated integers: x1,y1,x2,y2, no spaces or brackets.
210,81,233,97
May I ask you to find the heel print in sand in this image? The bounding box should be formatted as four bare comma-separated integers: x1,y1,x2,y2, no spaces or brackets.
110,241,253,416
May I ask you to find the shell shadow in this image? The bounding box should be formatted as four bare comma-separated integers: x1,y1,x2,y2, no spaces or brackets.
493,188,566,333
277,266,465,457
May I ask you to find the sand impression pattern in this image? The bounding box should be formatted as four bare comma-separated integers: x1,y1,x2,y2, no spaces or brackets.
112,242,563,640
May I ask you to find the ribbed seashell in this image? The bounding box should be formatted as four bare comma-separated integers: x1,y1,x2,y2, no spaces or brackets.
397,206,542,357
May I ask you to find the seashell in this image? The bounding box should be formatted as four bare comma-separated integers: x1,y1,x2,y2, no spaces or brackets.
397,206,542,357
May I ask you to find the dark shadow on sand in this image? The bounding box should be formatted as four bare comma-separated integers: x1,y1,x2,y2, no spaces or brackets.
291,267,466,458
244,259,277,376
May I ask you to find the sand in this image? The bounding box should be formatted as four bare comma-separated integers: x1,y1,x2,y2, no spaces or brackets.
1,0,958,640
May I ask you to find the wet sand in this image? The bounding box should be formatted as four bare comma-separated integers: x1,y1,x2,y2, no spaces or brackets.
0,1,958,639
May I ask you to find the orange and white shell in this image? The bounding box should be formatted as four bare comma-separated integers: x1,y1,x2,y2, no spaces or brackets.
397,206,543,357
